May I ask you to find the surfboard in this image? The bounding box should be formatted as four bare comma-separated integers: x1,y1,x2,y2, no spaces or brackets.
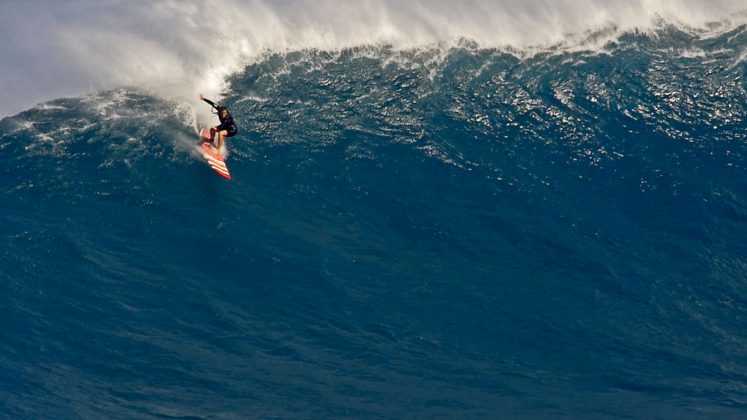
199,128,231,180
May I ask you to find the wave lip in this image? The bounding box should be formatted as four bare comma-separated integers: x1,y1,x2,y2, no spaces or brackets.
2,0,747,117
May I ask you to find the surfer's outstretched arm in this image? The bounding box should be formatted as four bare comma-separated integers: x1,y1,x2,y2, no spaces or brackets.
199,94,219,111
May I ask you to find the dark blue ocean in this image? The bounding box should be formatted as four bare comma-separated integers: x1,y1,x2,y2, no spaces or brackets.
2,24,747,418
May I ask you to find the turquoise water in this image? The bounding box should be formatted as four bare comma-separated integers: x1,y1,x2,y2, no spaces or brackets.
2,24,747,418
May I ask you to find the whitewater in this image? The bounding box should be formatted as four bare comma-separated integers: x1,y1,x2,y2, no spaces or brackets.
1,0,747,418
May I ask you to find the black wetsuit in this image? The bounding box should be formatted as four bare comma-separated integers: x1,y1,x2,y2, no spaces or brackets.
202,98,238,137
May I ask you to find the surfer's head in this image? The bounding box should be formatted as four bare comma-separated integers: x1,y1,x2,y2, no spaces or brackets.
216,106,229,121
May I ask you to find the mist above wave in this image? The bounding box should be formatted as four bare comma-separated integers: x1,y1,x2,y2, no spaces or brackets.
1,0,745,117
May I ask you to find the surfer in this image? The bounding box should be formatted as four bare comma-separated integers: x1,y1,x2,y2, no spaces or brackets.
199,94,237,151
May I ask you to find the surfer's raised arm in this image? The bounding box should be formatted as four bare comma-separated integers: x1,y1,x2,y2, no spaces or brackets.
199,94,219,111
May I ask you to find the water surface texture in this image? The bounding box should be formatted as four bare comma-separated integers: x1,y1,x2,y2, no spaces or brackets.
2,2,747,418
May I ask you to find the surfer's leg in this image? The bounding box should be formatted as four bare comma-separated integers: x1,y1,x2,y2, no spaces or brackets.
216,130,228,150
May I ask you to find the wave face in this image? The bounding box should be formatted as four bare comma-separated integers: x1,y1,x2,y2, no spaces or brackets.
2,23,747,417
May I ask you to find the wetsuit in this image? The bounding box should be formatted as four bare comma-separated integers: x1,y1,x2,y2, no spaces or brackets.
202,98,238,137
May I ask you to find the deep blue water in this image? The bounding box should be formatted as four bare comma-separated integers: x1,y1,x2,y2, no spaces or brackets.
2,25,747,418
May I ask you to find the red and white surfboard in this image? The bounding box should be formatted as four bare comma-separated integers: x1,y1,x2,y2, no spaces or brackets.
199,128,231,180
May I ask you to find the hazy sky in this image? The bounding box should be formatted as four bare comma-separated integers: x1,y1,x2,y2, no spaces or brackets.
1,0,744,117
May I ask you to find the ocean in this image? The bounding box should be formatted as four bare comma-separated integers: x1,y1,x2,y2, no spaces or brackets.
2,1,747,418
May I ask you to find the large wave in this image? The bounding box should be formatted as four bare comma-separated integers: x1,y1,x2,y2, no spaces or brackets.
2,2,747,417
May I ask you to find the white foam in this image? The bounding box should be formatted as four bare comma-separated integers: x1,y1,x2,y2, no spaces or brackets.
1,0,745,117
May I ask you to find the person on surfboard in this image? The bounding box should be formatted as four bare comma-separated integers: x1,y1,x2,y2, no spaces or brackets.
199,94,237,152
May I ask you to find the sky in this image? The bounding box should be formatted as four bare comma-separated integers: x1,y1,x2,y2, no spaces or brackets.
0,0,745,117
